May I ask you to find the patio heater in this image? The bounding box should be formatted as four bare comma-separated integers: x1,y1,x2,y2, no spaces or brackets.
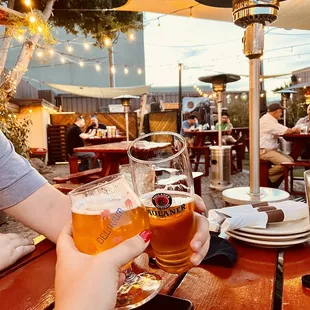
113,95,139,141
276,89,297,127
199,74,240,190
197,0,289,204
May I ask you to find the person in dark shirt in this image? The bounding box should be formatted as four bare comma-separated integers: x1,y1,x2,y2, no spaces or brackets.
66,115,96,171
85,115,106,134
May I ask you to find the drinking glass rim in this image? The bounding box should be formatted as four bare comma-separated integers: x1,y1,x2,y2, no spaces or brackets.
68,173,125,197
127,131,187,165
304,170,310,177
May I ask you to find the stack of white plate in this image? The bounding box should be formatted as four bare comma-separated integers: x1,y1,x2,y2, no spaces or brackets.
226,217,310,248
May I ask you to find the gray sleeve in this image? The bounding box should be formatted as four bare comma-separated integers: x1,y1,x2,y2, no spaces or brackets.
0,132,47,210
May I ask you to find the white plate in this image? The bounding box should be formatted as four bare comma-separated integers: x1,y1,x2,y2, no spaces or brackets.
239,217,310,236
227,231,310,248
232,229,310,241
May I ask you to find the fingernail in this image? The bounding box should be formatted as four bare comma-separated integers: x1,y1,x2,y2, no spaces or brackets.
139,230,152,243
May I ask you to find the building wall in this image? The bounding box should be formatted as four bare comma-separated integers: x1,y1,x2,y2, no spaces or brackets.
292,67,310,84
18,106,51,151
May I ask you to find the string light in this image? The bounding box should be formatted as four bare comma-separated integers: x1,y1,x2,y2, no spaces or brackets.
95,64,101,71
60,56,66,63
104,37,111,46
48,49,54,56
124,66,129,74
17,35,24,42
128,32,135,41
36,50,43,57
67,44,73,53
110,65,116,74
29,15,36,23
137,68,142,75
157,18,161,27
28,108,32,113
24,0,31,6
84,42,90,50
38,26,43,33
79,60,84,67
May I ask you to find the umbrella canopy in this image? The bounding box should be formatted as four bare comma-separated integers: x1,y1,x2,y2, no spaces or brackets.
115,0,310,31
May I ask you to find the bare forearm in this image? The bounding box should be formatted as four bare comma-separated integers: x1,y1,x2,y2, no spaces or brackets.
4,183,71,243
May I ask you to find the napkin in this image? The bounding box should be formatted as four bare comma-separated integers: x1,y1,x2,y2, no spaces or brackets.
208,201,309,233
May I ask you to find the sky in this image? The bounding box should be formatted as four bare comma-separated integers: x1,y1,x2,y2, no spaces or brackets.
143,13,310,102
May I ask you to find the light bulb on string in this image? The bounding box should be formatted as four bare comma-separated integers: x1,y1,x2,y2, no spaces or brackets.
95,64,101,71
124,66,129,74
60,56,66,63
49,49,54,56
84,42,90,50
79,60,84,67
128,32,135,41
110,66,116,74
16,35,24,42
29,108,32,113
104,37,111,46
157,18,161,27
67,44,73,53
137,68,142,75
25,0,31,6
29,15,36,23
36,50,43,58
38,26,43,33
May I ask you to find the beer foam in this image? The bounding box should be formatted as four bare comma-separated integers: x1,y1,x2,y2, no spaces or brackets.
140,190,193,208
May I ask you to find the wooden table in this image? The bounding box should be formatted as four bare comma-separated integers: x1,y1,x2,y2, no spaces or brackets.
74,141,131,177
2,238,310,309
85,136,127,145
283,133,310,161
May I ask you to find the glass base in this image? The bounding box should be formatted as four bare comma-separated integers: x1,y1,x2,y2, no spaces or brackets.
116,272,162,309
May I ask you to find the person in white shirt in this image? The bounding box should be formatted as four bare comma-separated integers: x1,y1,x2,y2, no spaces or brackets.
260,103,300,188
295,105,310,159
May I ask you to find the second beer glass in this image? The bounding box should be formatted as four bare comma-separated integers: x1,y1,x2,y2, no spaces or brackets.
128,132,196,274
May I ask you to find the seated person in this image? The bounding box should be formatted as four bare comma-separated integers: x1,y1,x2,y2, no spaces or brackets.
86,115,106,135
295,105,310,159
180,114,198,148
260,103,300,188
66,116,97,171
215,111,241,145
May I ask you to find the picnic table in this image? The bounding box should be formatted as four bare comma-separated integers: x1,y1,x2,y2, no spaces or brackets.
85,135,127,145
283,133,310,161
1,237,310,309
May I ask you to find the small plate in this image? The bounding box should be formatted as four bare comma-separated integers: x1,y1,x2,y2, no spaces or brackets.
239,217,310,236
227,231,310,248
232,229,310,241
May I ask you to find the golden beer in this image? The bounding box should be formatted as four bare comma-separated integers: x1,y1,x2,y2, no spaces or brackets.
140,191,196,274
72,205,149,255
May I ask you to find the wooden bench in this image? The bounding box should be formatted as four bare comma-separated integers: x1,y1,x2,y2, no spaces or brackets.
53,167,102,184
68,155,79,174
281,161,310,195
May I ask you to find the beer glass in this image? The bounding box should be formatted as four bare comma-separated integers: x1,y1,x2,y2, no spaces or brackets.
69,174,162,309
304,170,310,213
128,132,196,274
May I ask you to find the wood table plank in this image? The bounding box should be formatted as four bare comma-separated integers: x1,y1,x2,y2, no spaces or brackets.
0,238,55,280
282,243,310,310
172,241,278,310
0,250,56,310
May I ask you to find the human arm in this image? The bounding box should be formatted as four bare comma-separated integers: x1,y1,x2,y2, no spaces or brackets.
0,233,35,271
55,224,150,310
285,127,301,134
80,130,96,139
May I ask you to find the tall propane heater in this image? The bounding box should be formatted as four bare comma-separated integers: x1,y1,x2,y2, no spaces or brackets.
196,0,289,204
199,74,240,190
113,95,139,141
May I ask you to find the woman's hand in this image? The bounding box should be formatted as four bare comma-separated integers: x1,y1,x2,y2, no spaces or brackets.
55,224,151,310
0,233,35,271
189,194,210,266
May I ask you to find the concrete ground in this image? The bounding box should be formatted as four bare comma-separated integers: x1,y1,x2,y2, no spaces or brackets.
0,161,305,240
